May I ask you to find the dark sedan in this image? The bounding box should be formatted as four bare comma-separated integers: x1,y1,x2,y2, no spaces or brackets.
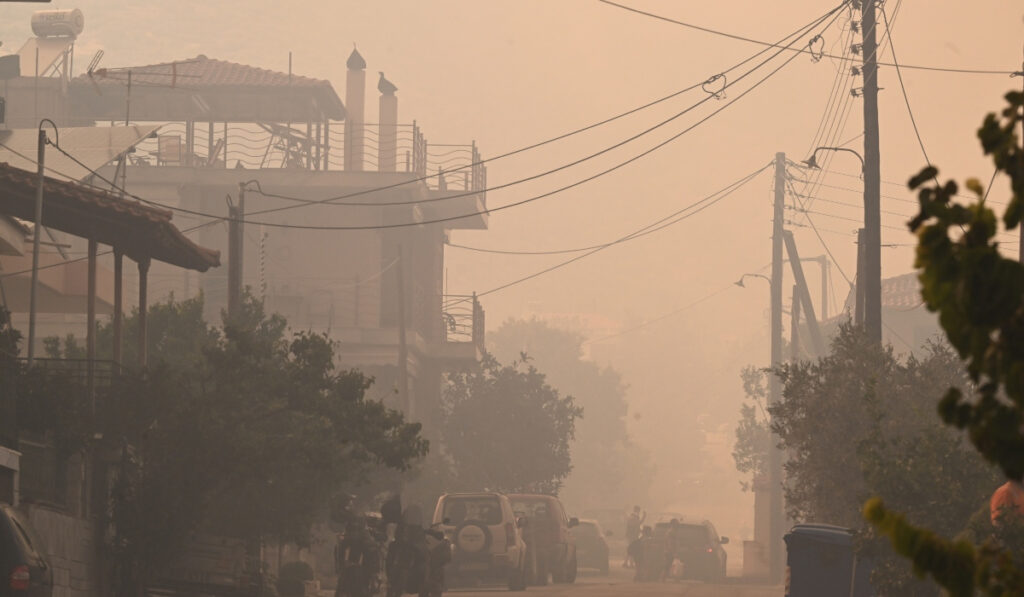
572,519,610,575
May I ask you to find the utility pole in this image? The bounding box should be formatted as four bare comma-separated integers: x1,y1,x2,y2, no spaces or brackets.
768,152,786,581
855,228,866,325
396,246,410,417
791,284,801,361
861,0,883,344
227,185,245,321
26,128,46,366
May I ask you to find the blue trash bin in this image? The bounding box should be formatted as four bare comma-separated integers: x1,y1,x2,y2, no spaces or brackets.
784,524,871,597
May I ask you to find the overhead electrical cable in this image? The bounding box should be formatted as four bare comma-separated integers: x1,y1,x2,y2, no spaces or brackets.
472,164,772,300
580,282,737,346
597,0,1015,75
49,7,841,232
448,163,770,256
880,5,932,167
244,3,845,214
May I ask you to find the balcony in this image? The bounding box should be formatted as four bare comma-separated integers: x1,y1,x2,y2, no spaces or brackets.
123,121,486,197
432,294,485,363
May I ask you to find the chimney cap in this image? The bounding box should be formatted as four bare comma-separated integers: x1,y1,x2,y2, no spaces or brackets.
347,46,366,70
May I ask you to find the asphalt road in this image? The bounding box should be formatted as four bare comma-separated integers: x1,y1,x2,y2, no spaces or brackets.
447,567,783,597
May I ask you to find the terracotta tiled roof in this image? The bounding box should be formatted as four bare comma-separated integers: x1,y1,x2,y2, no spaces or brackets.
840,271,924,315
0,162,219,272
84,55,330,90
881,272,922,309
73,55,346,121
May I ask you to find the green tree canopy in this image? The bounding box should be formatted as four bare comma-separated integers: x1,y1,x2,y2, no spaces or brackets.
488,318,652,508
441,352,582,494
771,324,1000,594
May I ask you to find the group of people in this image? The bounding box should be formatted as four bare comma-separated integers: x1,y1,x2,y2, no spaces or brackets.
624,506,685,582
334,495,452,597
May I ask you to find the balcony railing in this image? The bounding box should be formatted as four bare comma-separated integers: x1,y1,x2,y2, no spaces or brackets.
124,121,485,201
441,294,484,349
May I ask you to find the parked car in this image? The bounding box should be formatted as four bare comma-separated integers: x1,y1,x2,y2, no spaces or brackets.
0,503,52,597
572,519,610,574
671,520,728,581
507,494,577,585
432,493,527,591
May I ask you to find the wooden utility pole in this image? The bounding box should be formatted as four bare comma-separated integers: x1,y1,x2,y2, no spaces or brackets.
396,246,410,417
227,184,245,321
856,228,866,325
768,152,785,582
791,284,801,361
861,0,883,344
27,128,46,366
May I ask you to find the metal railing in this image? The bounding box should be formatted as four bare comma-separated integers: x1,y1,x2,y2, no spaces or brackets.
441,294,484,348
124,121,483,193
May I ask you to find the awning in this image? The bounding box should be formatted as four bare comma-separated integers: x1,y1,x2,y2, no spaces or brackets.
0,125,161,182
0,162,219,272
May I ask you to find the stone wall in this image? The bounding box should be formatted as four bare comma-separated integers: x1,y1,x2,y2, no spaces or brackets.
25,504,98,597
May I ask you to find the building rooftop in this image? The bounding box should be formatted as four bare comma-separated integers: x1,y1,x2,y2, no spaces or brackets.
0,161,220,271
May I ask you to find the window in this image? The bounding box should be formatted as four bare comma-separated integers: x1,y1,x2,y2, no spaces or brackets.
443,497,502,525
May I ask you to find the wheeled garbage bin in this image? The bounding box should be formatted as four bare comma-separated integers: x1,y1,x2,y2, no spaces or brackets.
784,524,871,597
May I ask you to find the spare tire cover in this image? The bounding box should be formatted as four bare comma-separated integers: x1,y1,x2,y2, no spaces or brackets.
455,521,492,554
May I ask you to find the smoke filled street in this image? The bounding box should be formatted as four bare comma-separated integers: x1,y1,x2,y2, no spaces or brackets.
0,1,1023,596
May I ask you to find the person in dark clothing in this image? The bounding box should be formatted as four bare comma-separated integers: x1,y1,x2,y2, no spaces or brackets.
629,526,654,582
336,522,378,597
419,528,452,597
624,506,646,568
661,519,681,582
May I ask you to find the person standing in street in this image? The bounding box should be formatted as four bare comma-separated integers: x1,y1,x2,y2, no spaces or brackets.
624,505,646,568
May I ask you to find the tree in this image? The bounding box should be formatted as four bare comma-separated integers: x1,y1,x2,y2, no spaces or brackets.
488,318,652,508
441,353,582,494
20,293,428,594
732,366,769,492
770,324,1000,594
864,91,1024,594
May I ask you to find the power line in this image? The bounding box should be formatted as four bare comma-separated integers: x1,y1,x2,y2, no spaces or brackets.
474,164,771,299
50,10,838,233
448,163,770,256
581,282,736,346
880,6,931,167
246,5,845,215
598,0,1016,75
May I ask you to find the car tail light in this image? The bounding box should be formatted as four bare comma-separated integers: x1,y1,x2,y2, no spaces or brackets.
707,547,714,553
506,523,516,548
10,564,29,591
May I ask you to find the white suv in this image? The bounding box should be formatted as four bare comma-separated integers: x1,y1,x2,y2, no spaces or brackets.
432,492,527,591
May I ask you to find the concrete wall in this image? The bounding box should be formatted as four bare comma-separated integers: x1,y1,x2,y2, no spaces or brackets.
25,504,98,597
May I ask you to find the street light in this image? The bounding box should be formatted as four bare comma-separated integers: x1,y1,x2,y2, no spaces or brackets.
734,273,771,288
801,146,864,173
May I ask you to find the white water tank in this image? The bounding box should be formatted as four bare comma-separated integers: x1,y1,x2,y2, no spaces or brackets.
30,9,85,38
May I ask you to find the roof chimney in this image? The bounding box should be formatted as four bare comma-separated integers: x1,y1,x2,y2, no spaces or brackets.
378,71,397,172
344,46,365,171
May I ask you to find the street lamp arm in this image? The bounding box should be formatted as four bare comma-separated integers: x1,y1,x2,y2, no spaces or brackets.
735,272,772,288
802,146,865,173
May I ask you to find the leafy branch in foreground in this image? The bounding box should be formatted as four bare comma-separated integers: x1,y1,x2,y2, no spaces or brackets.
866,90,1024,595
